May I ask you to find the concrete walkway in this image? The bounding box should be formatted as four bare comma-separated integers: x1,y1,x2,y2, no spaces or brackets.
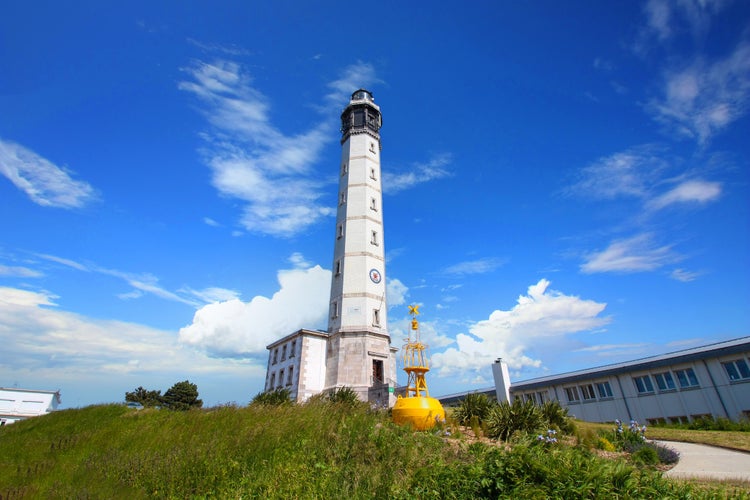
654,440,750,482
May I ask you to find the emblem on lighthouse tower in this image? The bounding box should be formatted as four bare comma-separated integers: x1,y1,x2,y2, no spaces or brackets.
369,268,382,284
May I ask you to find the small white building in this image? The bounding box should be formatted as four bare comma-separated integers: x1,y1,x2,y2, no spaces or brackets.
495,336,750,424
0,388,61,425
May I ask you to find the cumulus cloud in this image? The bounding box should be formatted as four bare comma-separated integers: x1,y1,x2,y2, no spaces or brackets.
0,286,256,397
387,278,408,308
431,279,609,379
382,153,452,195
179,264,330,357
0,139,96,209
581,233,678,274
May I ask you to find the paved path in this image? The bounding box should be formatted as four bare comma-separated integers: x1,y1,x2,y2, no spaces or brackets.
654,440,750,482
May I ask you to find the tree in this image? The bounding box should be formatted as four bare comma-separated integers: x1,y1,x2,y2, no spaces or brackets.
162,380,203,411
125,386,162,407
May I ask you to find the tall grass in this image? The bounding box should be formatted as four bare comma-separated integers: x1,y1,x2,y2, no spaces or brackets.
1,404,746,498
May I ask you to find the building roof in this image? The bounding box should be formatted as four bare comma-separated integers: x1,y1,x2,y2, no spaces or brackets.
266,329,329,350
511,336,750,391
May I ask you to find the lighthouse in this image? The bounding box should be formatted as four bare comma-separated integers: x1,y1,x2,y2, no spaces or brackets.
263,89,396,406
325,89,396,405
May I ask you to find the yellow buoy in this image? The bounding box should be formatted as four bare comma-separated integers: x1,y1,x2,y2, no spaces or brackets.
392,304,445,430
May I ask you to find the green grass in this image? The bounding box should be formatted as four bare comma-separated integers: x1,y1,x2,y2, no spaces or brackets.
1,404,748,498
575,420,750,453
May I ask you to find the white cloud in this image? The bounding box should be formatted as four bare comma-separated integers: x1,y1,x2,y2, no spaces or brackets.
203,217,221,227
181,286,240,303
670,268,701,282
382,153,452,195
387,278,408,308
648,179,721,210
0,139,96,209
179,264,330,357
581,233,678,274
431,279,609,378
180,60,381,237
444,257,505,276
647,41,750,144
0,264,43,278
0,286,256,403
568,147,665,200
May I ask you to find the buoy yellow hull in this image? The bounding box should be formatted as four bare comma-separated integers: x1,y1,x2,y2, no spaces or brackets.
392,396,445,430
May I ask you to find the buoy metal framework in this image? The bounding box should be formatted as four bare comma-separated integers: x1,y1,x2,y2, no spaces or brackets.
392,305,445,430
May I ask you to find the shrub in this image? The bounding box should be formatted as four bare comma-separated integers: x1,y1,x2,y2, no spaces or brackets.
631,444,659,465
597,437,616,452
540,400,574,434
452,392,495,426
250,388,292,406
653,442,680,464
485,399,544,441
326,386,361,406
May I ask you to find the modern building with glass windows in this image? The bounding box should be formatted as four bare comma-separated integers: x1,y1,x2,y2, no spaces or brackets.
442,337,750,424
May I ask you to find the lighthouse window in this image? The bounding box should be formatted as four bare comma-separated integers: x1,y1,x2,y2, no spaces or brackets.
371,230,378,246
341,163,348,176
370,197,377,211
337,224,343,239
372,360,384,383
290,340,296,358
340,191,346,205
353,109,365,127
278,370,284,388
369,142,376,153
372,309,381,326
331,301,339,319
369,167,377,180
335,259,342,276
287,366,294,386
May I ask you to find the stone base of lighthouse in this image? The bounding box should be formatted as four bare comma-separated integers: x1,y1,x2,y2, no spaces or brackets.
324,331,397,407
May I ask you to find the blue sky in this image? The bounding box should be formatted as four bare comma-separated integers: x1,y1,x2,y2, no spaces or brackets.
1,1,748,408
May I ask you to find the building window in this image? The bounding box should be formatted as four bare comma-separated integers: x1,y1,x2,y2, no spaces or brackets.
337,224,344,239
340,192,346,205
595,381,613,399
335,259,342,276
269,373,275,389
290,340,296,358
723,359,750,381
669,415,689,425
341,162,347,176
370,167,377,180
654,372,676,391
372,359,384,384
370,197,377,211
371,230,378,246
369,142,376,153
331,301,339,319
634,375,655,394
579,384,596,401
675,368,700,388
278,370,284,388
281,345,287,361
272,349,278,364
373,309,380,326
287,366,294,386
564,387,580,403
536,391,548,404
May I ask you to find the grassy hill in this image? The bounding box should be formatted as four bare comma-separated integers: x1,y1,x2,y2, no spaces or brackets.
1,403,747,498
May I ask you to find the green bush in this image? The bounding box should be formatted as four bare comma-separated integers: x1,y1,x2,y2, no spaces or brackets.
631,444,659,465
540,400,574,434
250,388,292,406
452,392,495,426
485,398,544,441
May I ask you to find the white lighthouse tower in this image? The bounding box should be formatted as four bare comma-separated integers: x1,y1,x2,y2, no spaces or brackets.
325,89,396,404
263,89,396,406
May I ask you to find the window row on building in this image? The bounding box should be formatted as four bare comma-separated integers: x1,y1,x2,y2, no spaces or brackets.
268,366,295,390
271,339,297,365
563,381,614,404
